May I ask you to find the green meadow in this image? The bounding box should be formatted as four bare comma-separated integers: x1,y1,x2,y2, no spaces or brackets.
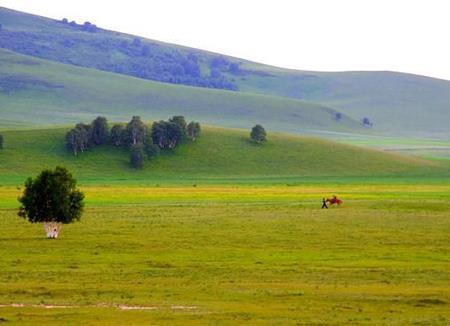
0,185,449,324
0,126,449,324
0,126,447,186
0,48,359,135
1,6,450,325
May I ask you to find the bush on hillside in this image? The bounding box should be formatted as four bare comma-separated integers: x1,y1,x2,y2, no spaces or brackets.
362,117,373,127
145,142,160,160
130,144,145,169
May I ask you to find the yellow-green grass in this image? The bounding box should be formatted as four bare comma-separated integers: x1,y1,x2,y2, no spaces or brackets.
0,126,445,186
1,184,450,209
0,185,449,324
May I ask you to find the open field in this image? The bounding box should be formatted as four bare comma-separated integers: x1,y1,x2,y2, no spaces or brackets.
0,184,449,324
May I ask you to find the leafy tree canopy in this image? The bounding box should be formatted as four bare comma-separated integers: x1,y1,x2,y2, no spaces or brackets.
250,124,267,143
18,166,84,224
110,124,125,146
126,116,147,145
91,116,109,145
187,121,201,141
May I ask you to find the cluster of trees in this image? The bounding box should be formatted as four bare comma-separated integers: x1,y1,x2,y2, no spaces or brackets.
0,24,239,91
61,18,99,33
250,125,267,143
210,55,242,76
66,115,201,168
65,116,109,155
111,46,238,90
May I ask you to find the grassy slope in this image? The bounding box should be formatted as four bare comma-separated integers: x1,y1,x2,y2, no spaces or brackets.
0,126,442,186
237,67,450,137
1,6,450,137
0,48,359,134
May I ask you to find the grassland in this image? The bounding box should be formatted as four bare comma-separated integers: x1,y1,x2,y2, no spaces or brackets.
0,184,449,324
0,48,359,134
1,7,450,324
0,126,446,186
237,68,450,137
2,6,450,137
0,126,448,324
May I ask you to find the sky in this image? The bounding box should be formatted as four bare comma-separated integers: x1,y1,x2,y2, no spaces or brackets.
2,0,450,80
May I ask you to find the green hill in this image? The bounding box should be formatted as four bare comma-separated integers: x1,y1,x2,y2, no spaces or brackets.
0,48,359,134
237,68,450,137
0,125,441,185
1,6,450,137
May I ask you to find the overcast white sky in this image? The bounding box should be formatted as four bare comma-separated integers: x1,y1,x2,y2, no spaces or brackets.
2,0,450,80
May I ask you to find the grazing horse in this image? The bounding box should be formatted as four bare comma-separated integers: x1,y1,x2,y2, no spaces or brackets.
326,196,343,206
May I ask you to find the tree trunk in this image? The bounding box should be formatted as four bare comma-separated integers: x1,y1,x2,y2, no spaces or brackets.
44,222,62,238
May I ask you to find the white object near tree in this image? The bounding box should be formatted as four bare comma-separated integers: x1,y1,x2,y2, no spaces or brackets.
44,222,62,239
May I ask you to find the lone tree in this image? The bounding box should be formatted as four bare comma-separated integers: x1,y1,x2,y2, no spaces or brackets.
361,117,373,127
0,134,3,149
130,144,145,168
250,124,267,143
187,122,201,141
18,167,84,238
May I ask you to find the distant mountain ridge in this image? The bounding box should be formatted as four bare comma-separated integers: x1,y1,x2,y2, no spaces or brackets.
1,6,450,137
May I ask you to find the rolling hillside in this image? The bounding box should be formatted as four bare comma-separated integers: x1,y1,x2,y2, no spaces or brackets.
0,125,441,185
1,6,450,137
237,68,450,137
0,48,359,134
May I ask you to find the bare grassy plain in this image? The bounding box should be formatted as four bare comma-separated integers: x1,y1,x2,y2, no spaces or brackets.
0,185,449,324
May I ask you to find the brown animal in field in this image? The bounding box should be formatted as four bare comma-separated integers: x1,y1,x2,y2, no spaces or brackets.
326,195,343,206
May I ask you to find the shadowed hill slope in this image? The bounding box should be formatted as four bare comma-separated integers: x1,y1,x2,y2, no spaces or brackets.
0,49,359,134
1,6,450,137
